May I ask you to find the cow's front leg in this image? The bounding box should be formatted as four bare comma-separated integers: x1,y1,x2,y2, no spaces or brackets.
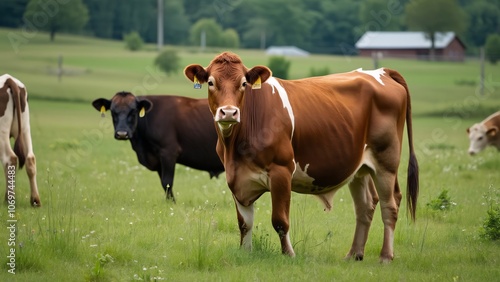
269,164,295,257
159,157,177,203
233,195,254,251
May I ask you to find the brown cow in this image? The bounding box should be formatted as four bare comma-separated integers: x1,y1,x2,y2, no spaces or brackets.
184,52,419,263
0,74,40,206
466,111,500,155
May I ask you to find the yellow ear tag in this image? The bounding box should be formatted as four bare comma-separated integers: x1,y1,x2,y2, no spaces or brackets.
193,77,202,89
100,105,106,117
139,107,145,118
252,76,262,89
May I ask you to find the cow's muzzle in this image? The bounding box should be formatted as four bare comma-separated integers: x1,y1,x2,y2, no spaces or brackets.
115,130,130,140
215,106,240,125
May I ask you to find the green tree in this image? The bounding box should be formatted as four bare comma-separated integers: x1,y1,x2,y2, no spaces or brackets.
465,1,500,47
24,0,89,41
485,34,500,64
359,0,405,31
163,0,189,45
0,0,29,28
189,18,223,47
405,0,467,60
83,0,116,38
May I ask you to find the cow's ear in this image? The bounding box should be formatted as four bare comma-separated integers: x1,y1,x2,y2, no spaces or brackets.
487,126,498,137
137,99,153,118
466,127,470,134
92,98,111,117
246,66,272,87
184,64,208,85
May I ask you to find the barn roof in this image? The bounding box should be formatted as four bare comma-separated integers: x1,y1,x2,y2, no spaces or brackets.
266,46,310,57
355,31,465,50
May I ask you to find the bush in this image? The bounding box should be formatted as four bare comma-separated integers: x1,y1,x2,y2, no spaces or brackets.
480,185,500,240
124,31,143,51
268,56,291,79
221,28,240,48
485,34,500,64
154,49,180,76
309,66,330,77
426,190,456,211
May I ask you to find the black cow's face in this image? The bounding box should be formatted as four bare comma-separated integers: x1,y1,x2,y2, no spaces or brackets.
92,92,152,140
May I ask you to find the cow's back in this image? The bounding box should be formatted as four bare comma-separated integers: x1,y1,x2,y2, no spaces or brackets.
274,70,407,188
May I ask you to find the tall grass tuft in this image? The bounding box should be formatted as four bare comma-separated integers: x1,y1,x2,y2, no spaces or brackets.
479,185,500,240
38,170,80,259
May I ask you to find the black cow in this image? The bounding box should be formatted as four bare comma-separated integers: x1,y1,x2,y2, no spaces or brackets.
92,92,224,202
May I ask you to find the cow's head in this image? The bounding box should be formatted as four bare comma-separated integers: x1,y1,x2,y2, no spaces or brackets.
92,92,152,140
466,123,498,155
184,52,272,136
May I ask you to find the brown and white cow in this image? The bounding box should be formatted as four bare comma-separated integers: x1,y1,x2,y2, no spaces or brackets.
0,74,40,206
184,52,419,263
92,92,224,202
466,111,500,155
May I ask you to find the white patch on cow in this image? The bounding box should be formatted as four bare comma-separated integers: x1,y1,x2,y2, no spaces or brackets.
0,74,25,89
355,68,386,86
283,232,295,257
265,77,295,137
292,162,314,184
233,196,254,250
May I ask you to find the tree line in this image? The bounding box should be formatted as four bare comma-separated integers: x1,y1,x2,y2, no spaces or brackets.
1,0,499,55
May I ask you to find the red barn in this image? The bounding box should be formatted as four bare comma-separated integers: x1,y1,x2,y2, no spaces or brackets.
355,31,466,61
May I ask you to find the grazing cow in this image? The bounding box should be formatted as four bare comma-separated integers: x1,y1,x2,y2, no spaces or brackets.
467,111,500,155
0,74,40,206
184,52,419,263
92,92,224,202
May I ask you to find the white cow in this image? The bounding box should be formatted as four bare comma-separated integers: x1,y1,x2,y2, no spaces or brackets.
0,74,40,206
467,111,500,155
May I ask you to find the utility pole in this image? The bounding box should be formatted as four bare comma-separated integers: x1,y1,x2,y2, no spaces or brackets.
157,0,164,51
480,47,485,96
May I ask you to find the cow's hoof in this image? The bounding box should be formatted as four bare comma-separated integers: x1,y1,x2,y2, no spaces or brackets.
31,197,41,207
379,255,393,264
344,252,364,261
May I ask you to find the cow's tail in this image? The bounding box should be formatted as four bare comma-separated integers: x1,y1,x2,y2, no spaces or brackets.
6,78,26,169
387,69,419,222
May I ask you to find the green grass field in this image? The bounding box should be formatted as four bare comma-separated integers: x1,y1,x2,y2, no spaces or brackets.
1,27,500,281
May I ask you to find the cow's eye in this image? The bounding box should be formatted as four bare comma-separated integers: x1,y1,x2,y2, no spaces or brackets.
478,136,483,141
208,81,214,86
242,82,247,87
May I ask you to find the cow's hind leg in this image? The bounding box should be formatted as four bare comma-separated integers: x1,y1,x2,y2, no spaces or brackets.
372,170,401,263
20,107,40,206
345,175,379,261
26,153,40,206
